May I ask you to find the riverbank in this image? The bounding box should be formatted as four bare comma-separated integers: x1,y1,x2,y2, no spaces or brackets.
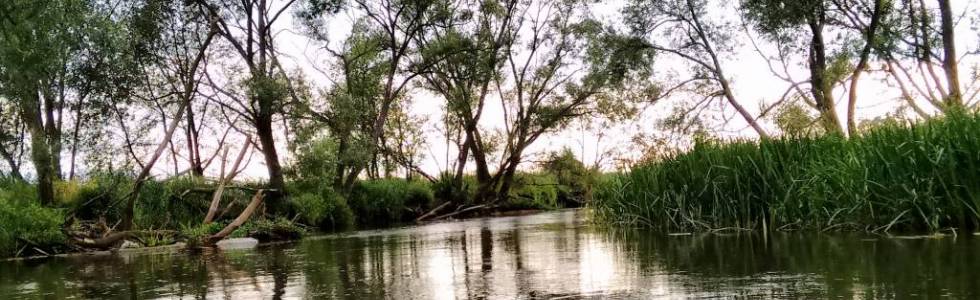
591,112,980,233
0,168,585,258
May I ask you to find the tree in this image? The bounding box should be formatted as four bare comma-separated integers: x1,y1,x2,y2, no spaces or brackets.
624,0,770,138
936,0,962,107
416,0,519,202
199,0,298,209
880,0,975,115
0,0,94,204
484,0,652,203
742,0,846,135
834,0,890,136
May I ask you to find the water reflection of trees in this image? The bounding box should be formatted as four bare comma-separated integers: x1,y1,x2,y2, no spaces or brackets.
3,211,979,299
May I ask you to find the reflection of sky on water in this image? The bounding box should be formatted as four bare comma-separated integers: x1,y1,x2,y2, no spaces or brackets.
1,209,979,299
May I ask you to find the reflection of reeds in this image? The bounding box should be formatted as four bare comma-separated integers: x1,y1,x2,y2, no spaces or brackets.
592,112,980,232
596,229,979,298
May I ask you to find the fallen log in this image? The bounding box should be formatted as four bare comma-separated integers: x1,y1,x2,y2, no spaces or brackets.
207,190,265,245
432,204,489,221
414,201,452,223
68,230,180,250
204,136,252,224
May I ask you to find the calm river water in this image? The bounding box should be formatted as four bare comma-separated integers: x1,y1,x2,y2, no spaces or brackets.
1,209,978,299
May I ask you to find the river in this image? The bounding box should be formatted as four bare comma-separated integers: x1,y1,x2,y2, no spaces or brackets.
0,209,978,299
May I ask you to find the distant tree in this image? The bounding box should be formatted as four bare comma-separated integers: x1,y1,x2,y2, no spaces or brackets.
0,102,26,180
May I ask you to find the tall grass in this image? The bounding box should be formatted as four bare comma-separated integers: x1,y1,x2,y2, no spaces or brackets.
592,112,980,233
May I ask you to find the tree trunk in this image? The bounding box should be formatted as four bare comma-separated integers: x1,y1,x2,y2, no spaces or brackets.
20,91,56,205
185,104,205,176
254,114,286,212
807,17,845,135
847,0,884,137
121,100,190,231
42,89,62,181
208,190,265,244
937,0,962,108
0,146,23,181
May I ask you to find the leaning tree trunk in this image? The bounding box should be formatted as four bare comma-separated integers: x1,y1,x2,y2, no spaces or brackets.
846,0,884,137
807,17,845,135
204,136,251,224
121,100,190,231
937,0,962,108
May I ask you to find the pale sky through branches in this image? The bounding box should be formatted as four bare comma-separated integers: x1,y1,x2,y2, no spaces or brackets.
130,0,980,180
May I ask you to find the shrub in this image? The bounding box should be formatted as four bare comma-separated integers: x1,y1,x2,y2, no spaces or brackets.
135,176,217,229
238,217,306,242
290,187,355,230
0,186,65,256
348,179,434,225
60,172,131,221
505,173,559,210
541,148,597,207
430,172,478,204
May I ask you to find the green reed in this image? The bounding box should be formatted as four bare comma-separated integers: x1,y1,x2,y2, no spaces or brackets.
592,112,980,233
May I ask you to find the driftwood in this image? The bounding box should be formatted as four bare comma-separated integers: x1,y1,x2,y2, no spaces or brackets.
69,230,179,250
432,204,489,221
204,136,252,224
207,190,265,244
414,201,452,223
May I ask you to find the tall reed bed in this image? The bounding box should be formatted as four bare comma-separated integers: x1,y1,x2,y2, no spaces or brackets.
592,113,980,232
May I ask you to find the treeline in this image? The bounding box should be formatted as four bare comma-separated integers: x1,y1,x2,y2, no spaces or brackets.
0,0,977,253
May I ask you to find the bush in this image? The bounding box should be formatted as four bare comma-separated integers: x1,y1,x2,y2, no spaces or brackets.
541,148,597,207
237,217,306,242
60,172,131,221
430,172,478,204
290,186,355,230
348,179,434,226
591,112,980,232
504,173,559,210
0,182,65,256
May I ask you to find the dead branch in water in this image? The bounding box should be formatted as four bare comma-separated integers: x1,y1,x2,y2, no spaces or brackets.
207,189,265,244
204,136,252,224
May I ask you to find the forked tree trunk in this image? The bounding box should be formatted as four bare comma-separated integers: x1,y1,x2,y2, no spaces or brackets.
208,190,265,244
204,136,251,224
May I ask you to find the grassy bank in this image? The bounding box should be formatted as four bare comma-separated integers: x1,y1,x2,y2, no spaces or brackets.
592,113,980,233
0,165,589,258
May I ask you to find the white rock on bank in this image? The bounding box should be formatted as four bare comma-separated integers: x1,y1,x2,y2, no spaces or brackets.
215,238,259,250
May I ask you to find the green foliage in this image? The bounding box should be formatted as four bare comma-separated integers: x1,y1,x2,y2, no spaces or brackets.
541,148,597,207
287,137,339,186
592,112,980,232
289,186,355,230
505,173,560,210
773,101,822,137
430,172,478,204
238,217,306,242
0,179,65,256
180,221,224,248
348,179,434,226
